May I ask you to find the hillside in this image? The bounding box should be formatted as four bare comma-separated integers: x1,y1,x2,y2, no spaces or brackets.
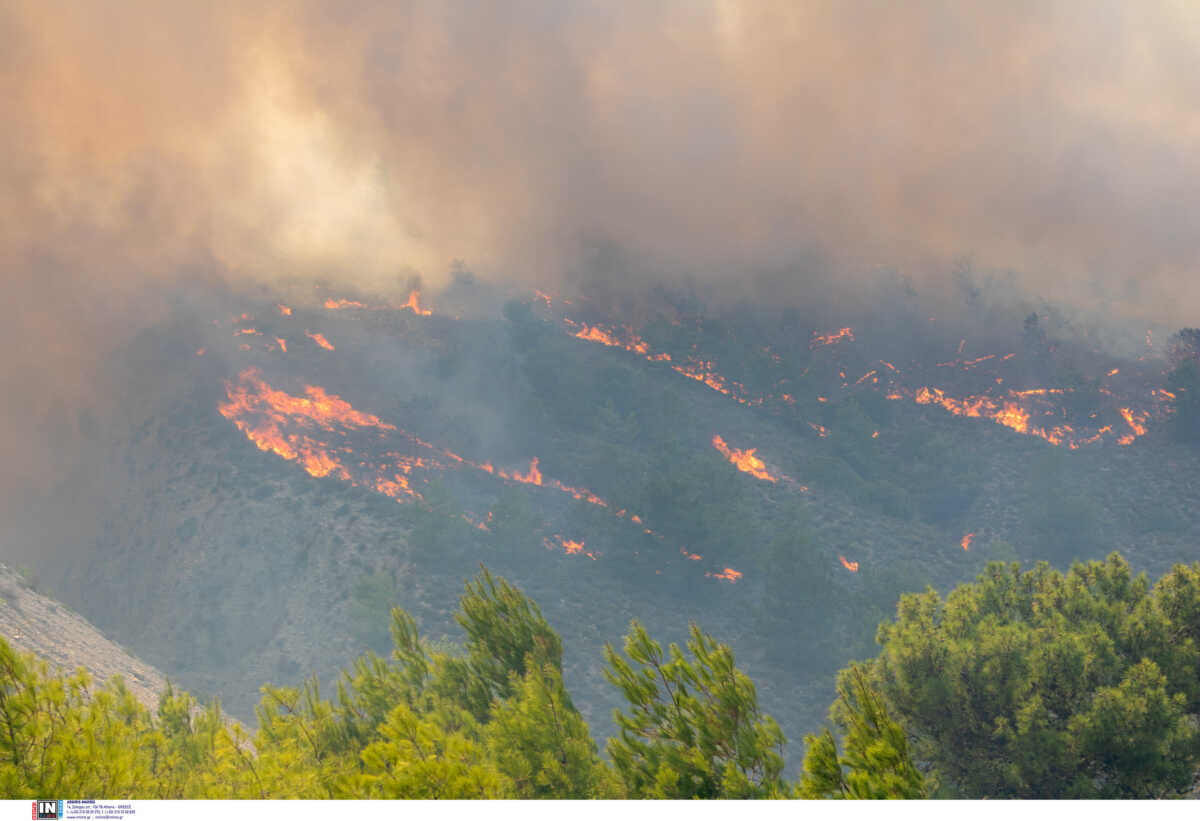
0,563,168,710
31,280,1200,762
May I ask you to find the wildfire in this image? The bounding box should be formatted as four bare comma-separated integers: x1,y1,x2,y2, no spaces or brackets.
838,554,859,573
402,290,432,316
306,331,335,351
811,327,855,348
277,304,292,316
1108,368,1119,376
961,532,974,551
1117,407,1148,445
705,567,743,583
545,536,595,559
681,548,703,561
276,338,287,353
507,457,543,486
325,298,367,310
711,435,777,482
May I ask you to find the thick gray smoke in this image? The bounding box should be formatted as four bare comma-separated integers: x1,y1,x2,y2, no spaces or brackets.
3,1,1200,554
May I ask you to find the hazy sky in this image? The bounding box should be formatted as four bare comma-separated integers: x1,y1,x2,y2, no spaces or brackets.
3,1,1200,526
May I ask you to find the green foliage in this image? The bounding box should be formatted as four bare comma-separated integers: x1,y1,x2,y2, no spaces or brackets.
799,666,926,799
486,661,609,798
858,554,1200,798
604,620,788,798
0,568,608,799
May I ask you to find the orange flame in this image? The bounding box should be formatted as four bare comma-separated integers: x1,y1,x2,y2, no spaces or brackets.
711,435,778,482
705,567,743,583
681,548,703,561
195,348,206,356
1117,407,1148,445
238,328,260,335
838,555,859,573
403,290,432,316
277,304,292,316
276,338,287,352
508,457,543,486
325,298,367,310
305,331,335,351
1107,368,1119,376
961,532,974,551
811,327,855,348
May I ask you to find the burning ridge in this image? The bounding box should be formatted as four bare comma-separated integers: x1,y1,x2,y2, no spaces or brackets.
218,369,742,582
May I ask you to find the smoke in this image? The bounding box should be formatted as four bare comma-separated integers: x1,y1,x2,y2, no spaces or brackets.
4,1,1200,553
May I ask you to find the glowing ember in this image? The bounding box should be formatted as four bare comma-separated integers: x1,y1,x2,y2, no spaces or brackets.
533,289,553,307
705,567,744,583
276,338,287,352
961,532,974,551
838,555,859,573
811,327,855,348
711,435,777,482
1108,368,1119,376
808,422,828,438
306,331,335,351
277,304,292,316
681,548,703,561
402,290,432,316
238,328,260,335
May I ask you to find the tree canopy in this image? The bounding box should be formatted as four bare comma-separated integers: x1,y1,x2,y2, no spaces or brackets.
858,554,1200,798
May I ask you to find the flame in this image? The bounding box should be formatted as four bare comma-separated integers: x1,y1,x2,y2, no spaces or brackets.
403,290,432,316
238,328,260,335
838,554,859,573
1117,407,1148,445
705,567,743,583
810,327,855,348
196,348,206,356
277,304,292,316
325,298,367,310
276,338,287,352
507,457,543,486
808,422,829,438
1108,368,1119,376
533,289,553,307
711,435,777,482
961,532,974,551
544,535,596,560
681,548,703,561
305,331,335,351
855,369,878,385
872,430,879,438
